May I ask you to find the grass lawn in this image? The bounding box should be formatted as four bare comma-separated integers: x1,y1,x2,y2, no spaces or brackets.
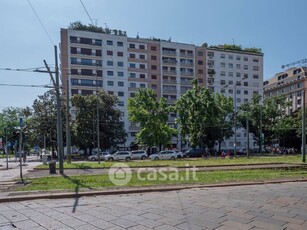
34,155,306,169
20,168,307,191
0,154,14,159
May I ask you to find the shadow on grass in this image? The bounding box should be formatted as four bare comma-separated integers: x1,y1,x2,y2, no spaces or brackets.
62,173,93,213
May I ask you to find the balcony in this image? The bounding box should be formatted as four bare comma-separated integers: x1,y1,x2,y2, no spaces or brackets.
163,79,177,84
163,70,177,75
180,62,193,67
180,71,194,76
180,80,192,85
180,52,194,58
162,60,177,65
162,50,177,56
163,88,177,94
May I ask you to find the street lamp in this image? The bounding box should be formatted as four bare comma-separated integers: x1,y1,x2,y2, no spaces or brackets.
224,76,247,158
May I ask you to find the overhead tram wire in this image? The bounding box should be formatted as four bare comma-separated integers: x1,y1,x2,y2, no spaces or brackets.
0,83,53,88
27,0,55,46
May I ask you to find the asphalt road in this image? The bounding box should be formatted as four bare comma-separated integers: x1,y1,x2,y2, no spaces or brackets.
0,182,306,229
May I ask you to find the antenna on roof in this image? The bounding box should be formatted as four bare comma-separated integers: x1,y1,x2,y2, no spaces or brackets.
281,58,307,69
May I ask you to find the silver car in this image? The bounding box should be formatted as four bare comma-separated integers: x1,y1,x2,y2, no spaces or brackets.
131,150,148,160
88,152,109,161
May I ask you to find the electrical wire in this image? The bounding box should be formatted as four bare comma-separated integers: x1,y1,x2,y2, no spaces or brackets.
80,0,94,25
26,0,55,46
0,67,55,73
0,83,53,88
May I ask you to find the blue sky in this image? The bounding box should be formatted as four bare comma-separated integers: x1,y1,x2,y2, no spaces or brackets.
0,0,307,109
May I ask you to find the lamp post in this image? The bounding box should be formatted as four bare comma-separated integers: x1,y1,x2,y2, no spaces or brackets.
302,90,306,162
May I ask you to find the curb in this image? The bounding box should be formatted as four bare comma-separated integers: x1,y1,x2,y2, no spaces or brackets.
1,178,307,203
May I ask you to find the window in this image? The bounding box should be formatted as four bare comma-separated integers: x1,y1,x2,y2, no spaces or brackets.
96,60,102,67
139,54,145,59
130,83,136,88
81,69,93,76
151,65,157,70
96,80,103,87
93,39,101,46
118,81,124,87
70,36,78,43
96,50,102,56
81,79,93,86
253,74,259,79
244,65,248,70
244,56,248,61
236,89,241,94
139,44,145,50
197,51,203,56
107,40,113,45
107,61,113,66
129,73,136,78
140,83,146,88
129,53,136,58
117,52,124,57
70,57,77,64
253,58,259,62
81,48,92,55
221,62,225,68
198,60,203,65
118,101,124,106
229,89,233,94
253,91,259,95
130,63,136,68
236,64,241,69
129,43,135,48
236,56,241,60
151,55,157,60
229,55,233,60
253,66,259,71
81,59,92,66
71,69,78,75
139,64,146,69
80,37,92,45
151,46,157,51
221,71,226,76
107,81,114,86
140,74,146,79
244,73,248,78
151,75,157,80
236,73,241,78
220,54,225,59
70,47,77,54
117,61,124,67
97,70,102,77
117,41,123,47
151,84,158,89
118,71,124,77
107,50,113,56
107,71,114,76
228,63,233,68
229,72,233,77
71,79,79,85
118,92,124,97
253,82,259,87
244,82,248,86
198,69,203,74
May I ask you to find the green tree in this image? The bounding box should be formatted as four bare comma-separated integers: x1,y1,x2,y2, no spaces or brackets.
128,89,176,150
175,79,220,148
71,91,126,151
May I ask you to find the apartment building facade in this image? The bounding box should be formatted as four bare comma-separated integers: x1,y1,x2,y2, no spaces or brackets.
206,47,264,150
264,67,307,114
60,28,263,150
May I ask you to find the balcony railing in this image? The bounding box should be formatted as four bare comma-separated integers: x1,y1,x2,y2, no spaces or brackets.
180,62,193,67
163,70,177,75
163,89,177,94
180,53,194,58
180,80,192,85
162,60,177,65
180,71,194,76
163,79,177,84
162,50,177,56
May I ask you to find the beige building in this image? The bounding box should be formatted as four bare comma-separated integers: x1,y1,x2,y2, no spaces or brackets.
264,67,307,114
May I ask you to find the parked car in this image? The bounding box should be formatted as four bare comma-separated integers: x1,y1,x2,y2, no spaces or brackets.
105,151,132,162
149,150,177,160
175,150,183,159
131,150,148,160
87,152,110,161
184,148,206,158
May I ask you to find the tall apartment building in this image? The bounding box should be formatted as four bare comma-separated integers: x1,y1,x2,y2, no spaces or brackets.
206,47,264,150
264,67,307,114
60,28,263,150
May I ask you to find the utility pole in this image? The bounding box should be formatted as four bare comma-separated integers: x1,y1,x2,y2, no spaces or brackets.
19,118,23,183
66,78,71,164
5,127,8,170
54,46,64,173
246,116,250,158
97,90,101,164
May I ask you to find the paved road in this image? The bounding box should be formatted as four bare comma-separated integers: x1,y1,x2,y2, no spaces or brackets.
0,182,306,229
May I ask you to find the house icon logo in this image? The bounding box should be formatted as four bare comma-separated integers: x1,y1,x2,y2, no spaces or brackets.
108,163,132,186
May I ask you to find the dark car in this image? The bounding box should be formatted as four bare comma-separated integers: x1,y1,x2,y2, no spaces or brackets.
184,148,206,158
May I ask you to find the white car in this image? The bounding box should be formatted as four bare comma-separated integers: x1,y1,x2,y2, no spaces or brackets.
88,152,109,161
105,151,132,162
175,150,183,159
131,150,148,160
149,150,178,160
